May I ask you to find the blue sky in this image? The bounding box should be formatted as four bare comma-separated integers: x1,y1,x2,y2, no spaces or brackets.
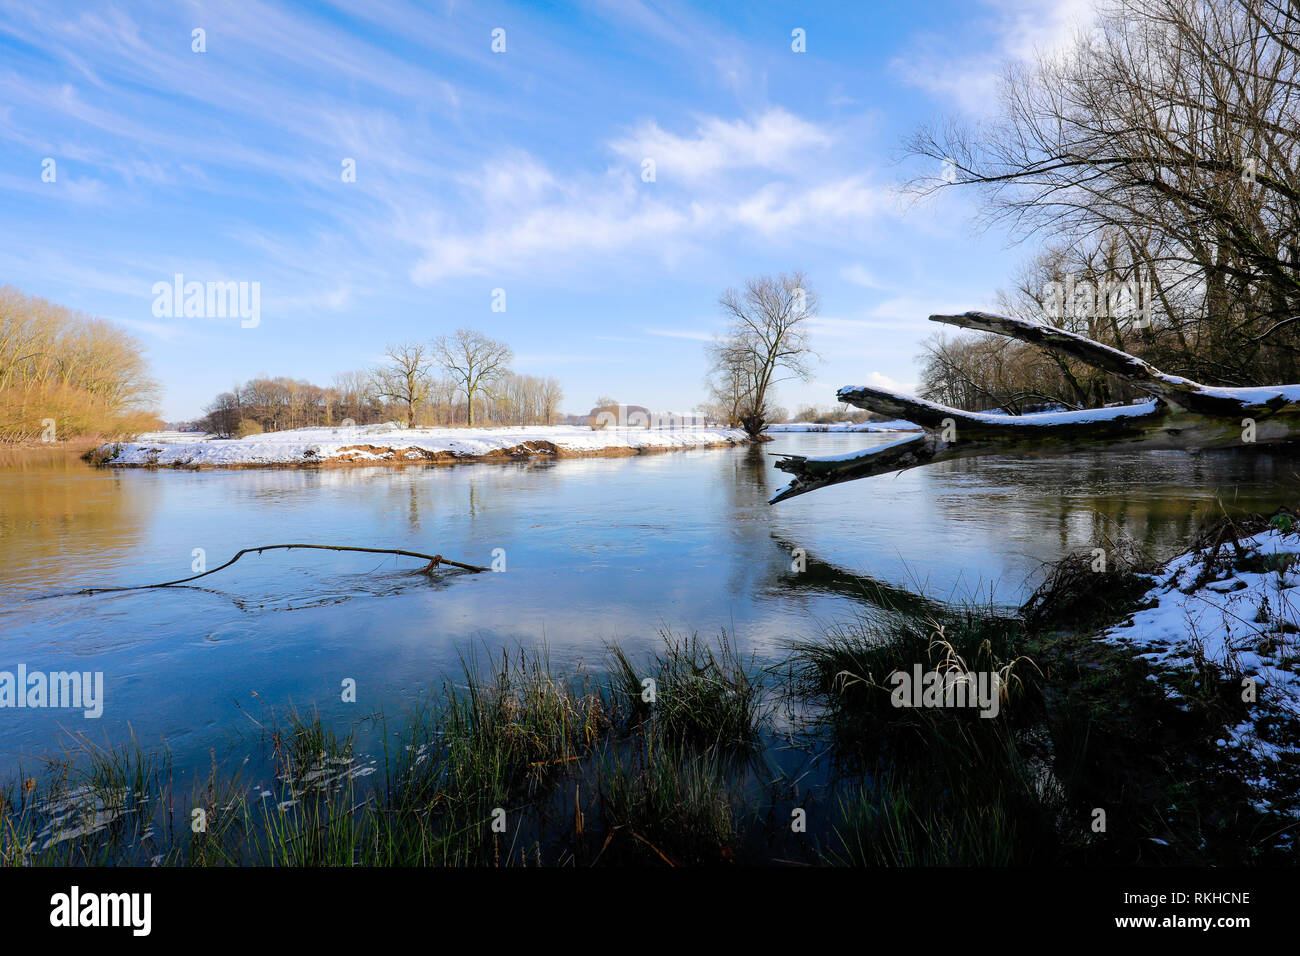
0,0,1094,420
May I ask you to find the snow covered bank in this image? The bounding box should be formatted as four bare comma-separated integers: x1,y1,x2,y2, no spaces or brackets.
766,420,920,433
98,422,751,467
1103,522,1300,820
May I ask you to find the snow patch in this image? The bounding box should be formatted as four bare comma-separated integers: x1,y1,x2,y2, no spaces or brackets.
1103,524,1300,822
102,422,750,467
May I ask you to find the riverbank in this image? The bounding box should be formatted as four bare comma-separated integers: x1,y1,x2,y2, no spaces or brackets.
90,423,752,468
1099,512,1300,822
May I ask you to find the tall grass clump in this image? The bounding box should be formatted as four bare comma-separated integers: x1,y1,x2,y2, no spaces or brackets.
606,630,764,749
828,767,1049,866
592,734,738,865
785,600,1067,864
402,648,612,864
786,603,1041,760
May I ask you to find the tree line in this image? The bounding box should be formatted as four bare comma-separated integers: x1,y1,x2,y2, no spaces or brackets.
909,0,1300,413
201,328,563,436
0,285,160,442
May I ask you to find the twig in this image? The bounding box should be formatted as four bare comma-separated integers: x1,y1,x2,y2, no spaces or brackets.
629,830,677,866
78,543,490,594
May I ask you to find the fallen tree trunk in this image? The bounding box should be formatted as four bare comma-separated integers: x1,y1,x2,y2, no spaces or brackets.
771,311,1300,503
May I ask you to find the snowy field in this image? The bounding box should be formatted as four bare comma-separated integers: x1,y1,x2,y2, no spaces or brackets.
766,420,920,433
100,422,751,466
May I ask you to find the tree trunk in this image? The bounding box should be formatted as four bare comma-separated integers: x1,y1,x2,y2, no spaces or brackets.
741,413,766,438
771,310,1300,503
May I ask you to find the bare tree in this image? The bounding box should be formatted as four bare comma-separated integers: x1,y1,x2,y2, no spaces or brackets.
707,272,819,437
201,390,241,438
332,369,379,424
699,359,749,426
905,0,1300,386
371,342,434,428
433,328,513,427
484,371,564,425
538,377,564,425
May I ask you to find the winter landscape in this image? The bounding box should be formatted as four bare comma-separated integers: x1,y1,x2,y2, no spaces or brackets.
0,0,1294,936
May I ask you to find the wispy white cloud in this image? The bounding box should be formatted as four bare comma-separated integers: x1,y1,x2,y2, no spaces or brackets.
463,152,559,209
645,327,715,342
864,371,918,395
410,111,889,283
109,315,195,344
609,109,831,182
732,177,885,237
840,264,890,289
891,0,1097,114
411,189,700,283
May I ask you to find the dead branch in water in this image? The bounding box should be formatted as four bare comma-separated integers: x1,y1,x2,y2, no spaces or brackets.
79,543,490,594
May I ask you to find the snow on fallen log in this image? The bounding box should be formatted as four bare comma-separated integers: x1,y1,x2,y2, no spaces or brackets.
771,310,1300,503
765,420,921,433
95,423,751,467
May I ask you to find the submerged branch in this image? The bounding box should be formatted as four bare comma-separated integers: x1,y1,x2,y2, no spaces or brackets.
79,543,490,594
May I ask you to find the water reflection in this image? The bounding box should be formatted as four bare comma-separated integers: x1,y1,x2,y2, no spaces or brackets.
1,438,1299,779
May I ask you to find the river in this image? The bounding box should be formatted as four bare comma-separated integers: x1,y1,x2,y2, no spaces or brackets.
1,434,1296,779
